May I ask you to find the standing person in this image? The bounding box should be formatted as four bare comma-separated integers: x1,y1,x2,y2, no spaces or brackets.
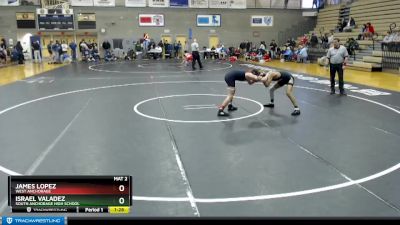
284,0,289,9
47,41,53,60
31,40,42,63
177,41,182,59
69,41,77,61
269,40,277,59
327,38,349,95
0,38,7,64
1,38,7,63
15,41,24,64
191,38,203,70
217,69,263,116
102,40,111,59
261,70,301,116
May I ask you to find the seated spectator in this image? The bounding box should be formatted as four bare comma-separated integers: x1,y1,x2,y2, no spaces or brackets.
339,18,347,32
343,17,356,32
382,31,396,50
321,33,329,49
345,38,359,56
301,34,309,46
281,47,293,61
297,45,308,63
0,46,7,64
310,33,318,48
364,22,375,40
328,32,335,46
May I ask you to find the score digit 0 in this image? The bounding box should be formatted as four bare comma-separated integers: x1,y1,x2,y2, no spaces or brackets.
119,197,125,205
119,185,125,192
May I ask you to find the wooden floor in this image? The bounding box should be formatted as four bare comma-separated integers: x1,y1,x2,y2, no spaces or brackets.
0,60,399,92
0,62,65,86
253,60,400,92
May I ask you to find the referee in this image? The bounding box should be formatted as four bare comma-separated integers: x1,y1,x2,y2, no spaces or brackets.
191,38,203,70
327,38,349,95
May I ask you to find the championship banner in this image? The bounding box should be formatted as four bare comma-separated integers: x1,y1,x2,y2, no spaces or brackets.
148,0,169,7
197,14,221,27
93,0,115,7
286,0,301,9
20,0,39,5
209,0,227,8
139,14,164,26
125,0,146,7
229,0,246,9
270,0,284,8
71,0,94,6
256,0,271,8
188,0,207,8
251,15,273,27
0,0,20,6
170,0,188,7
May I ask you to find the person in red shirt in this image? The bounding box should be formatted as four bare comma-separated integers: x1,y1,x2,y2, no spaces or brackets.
365,22,375,40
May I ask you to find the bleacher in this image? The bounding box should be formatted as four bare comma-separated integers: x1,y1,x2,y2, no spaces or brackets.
305,0,400,72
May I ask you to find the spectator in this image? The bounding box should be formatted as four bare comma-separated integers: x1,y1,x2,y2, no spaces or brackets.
358,24,367,40
69,41,77,61
15,41,24,64
382,31,395,50
245,40,251,53
101,40,111,57
281,46,293,61
176,41,182,58
297,45,308,63
339,18,347,32
321,33,329,49
269,40,277,59
31,40,41,63
1,38,7,63
343,17,356,32
301,34,309,46
345,37,359,56
259,41,266,55
328,32,335,46
364,22,375,40
47,41,53,60
310,33,319,47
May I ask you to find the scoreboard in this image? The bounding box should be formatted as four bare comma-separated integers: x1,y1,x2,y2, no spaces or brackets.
36,8,75,31
8,176,132,214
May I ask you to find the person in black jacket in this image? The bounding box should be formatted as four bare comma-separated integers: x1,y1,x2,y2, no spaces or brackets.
15,41,24,64
102,40,111,58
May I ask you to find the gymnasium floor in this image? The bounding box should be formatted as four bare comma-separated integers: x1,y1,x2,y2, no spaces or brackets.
0,59,399,217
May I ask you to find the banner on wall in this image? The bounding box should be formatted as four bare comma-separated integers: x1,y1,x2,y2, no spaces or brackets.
125,0,146,7
139,14,165,26
93,0,115,7
270,0,300,9
270,0,284,8
148,0,169,7
256,0,271,8
188,0,207,8
170,0,188,7
197,14,221,27
209,0,228,8
0,0,20,6
71,0,94,6
251,15,273,27
286,0,301,9
20,0,39,5
229,0,246,9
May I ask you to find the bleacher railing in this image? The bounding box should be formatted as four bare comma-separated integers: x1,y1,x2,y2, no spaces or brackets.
382,24,400,71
